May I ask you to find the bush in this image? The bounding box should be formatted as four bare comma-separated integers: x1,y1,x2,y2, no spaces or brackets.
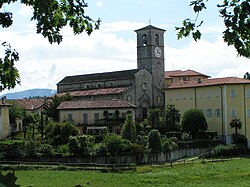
182,109,208,138
37,144,55,157
147,129,162,153
46,122,79,145
202,144,248,158
178,139,221,149
162,138,178,153
232,134,248,148
56,144,70,157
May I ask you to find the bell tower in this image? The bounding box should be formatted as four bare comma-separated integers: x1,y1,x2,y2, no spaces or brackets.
135,25,166,108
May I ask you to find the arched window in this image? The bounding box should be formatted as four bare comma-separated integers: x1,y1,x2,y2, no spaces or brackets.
142,34,147,46
86,84,90,89
155,34,159,46
110,82,115,87
97,83,102,88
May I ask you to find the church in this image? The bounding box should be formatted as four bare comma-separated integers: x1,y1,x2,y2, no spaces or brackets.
57,25,166,120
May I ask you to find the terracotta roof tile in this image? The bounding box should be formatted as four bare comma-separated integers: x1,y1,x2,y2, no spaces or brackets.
57,87,129,97
167,77,250,89
11,99,48,110
57,99,137,110
165,69,209,79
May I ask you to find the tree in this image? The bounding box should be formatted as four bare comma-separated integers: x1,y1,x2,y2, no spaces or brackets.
121,114,137,142
0,1,100,91
244,72,250,79
176,0,250,58
163,104,181,132
229,117,242,135
47,93,73,122
8,101,24,124
46,122,79,145
148,108,162,129
147,129,162,153
181,109,207,139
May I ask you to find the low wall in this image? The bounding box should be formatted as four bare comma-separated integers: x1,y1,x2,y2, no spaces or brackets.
3,147,211,165
94,147,210,164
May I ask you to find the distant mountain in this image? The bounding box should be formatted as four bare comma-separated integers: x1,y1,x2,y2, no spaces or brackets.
0,89,57,99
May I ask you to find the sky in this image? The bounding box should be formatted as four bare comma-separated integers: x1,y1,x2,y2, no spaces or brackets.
0,0,250,95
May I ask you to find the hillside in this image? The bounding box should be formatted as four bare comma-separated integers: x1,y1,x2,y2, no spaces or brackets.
0,89,57,99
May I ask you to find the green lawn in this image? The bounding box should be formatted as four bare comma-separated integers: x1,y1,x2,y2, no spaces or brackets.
2,158,250,187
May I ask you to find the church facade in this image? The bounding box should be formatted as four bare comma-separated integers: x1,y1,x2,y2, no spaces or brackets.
57,25,166,120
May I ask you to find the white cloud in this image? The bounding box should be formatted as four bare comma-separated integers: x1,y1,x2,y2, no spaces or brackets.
1,20,250,96
96,1,103,7
165,38,250,78
18,4,33,17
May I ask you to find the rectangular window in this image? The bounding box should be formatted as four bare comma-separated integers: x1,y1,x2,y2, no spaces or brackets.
189,92,193,100
207,90,212,98
231,109,237,117
215,89,220,98
215,109,221,117
198,91,203,99
230,90,236,97
94,113,99,123
175,93,179,100
182,93,186,100
206,109,212,117
246,89,250,98
247,109,250,118
68,114,73,121
83,113,88,124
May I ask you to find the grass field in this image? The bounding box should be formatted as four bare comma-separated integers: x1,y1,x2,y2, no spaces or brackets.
2,158,250,187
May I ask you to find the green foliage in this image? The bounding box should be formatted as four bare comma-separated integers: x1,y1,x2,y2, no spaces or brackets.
47,93,73,122
8,101,25,123
178,139,221,149
4,159,250,186
68,135,94,156
244,72,250,79
162,137,178,153
147,108,162,128
163,104,181,132
46,122,79,145
147,129,162,153
182,109,208,138
121,114,137,142
177,0,250,58
229,117,242,135
202,144,248,158
218,0,250,58
0,1,100,91
231,134,248,148
102,133,131,156
0,42,20,91
0,171,19,187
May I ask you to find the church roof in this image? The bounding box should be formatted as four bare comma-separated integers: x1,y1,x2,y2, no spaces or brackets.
135,25,166,32
57,69,140,85
56,87,129,97
167,77,250,89
57,99,137,110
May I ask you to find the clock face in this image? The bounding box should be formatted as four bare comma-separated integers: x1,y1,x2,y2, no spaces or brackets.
154,47,162,58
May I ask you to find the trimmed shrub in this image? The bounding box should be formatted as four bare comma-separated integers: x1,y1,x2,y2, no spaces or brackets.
178,139,221,149
147,129,162,153
202,144,248,158
232,134,248,148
